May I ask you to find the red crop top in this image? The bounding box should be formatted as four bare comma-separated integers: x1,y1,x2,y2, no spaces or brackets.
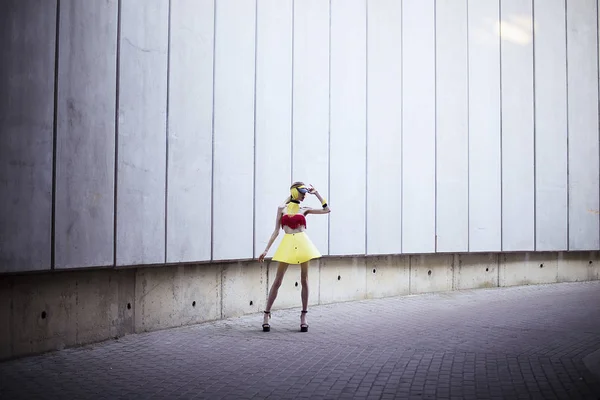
280,213,307,229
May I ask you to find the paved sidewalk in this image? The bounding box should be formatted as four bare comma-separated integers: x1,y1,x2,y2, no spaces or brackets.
1,281,600,400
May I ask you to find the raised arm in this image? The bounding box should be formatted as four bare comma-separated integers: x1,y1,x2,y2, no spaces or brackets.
258,204,285,262
305,186,331,215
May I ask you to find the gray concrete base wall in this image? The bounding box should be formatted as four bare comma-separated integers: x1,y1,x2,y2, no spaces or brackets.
1,251,598,360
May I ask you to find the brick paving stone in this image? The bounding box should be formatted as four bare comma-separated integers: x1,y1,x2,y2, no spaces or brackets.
1,281,600,399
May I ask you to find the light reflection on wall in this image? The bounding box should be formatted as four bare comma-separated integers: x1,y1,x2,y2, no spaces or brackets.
470,16,534,46
499,15,533,45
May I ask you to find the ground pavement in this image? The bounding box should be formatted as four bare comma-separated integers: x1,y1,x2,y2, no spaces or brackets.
1,281,600,400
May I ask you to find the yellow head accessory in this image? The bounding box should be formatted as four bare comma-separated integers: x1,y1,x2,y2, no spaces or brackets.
288,185,308,215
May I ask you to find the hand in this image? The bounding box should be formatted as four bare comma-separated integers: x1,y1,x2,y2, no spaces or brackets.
258,251,267,263
307,185,317,194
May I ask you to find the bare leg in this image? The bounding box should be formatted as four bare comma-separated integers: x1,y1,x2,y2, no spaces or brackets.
300,262,309,327
264,262,289,325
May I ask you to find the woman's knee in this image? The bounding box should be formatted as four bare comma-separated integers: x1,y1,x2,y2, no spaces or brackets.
300,262,309,286
272,278,284,289
300,275,309,287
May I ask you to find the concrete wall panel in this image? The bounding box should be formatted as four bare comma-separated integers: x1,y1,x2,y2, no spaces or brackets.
454,253,499,290
222,261,267,318
566,0,600,250
254,0,293,259
0,0,56,272
401,0,436,254
533,0,568,251
329,0,367,256
55,0,117,269
592,260,600,281
266,261,320,310
7,270,134,360
557,252,600,282
499,253,558,287
212,0,256,261
67,270,135,342
435,0,469,253
167,0,214,263
500,0,535,251
292,0,330,255
134,265,220,332
117,0,169,266
467,0,502,252
9,276,72,356
366,255,410,299
0,278,11,359
365,0,402,255
319,258,367,304
409,254,453,294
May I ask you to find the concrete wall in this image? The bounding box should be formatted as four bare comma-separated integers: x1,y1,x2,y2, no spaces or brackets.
0,0,56,272
167,0,214,264
1,1,599,274
55,0,118,269
116,0,169,266
2,251,598,360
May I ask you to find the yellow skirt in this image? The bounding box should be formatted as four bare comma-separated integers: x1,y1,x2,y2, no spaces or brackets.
272,232,321,264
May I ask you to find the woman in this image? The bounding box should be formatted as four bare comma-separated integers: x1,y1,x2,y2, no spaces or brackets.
258,182,330,332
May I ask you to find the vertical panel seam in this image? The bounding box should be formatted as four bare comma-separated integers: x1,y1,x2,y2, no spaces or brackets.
365,0,369,256
327,0,332,256
499,0,504,252
220,266,224,319
597,0,600,249
291,0,295,184
452,254,456,291
466,0,470,252
497,252,500,287
565,0,570,251
532,0,537,252
252,0,259,259
408,255,412,294
434,0,438,253
164,0,172,264
317,260,321,304
8,282,13,353
51,0,61,270
210,0,217,261
400,0,404,254
265,261,270,308
113,0,122,267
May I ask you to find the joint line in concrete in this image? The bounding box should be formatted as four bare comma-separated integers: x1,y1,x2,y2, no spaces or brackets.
51,0,61,270
113,0,122,268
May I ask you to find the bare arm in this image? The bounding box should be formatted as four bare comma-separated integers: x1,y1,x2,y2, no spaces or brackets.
258,205,284,262
305,187,331,215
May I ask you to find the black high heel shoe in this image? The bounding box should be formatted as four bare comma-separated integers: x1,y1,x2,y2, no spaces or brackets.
262,311,271,332
300,310,309,332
